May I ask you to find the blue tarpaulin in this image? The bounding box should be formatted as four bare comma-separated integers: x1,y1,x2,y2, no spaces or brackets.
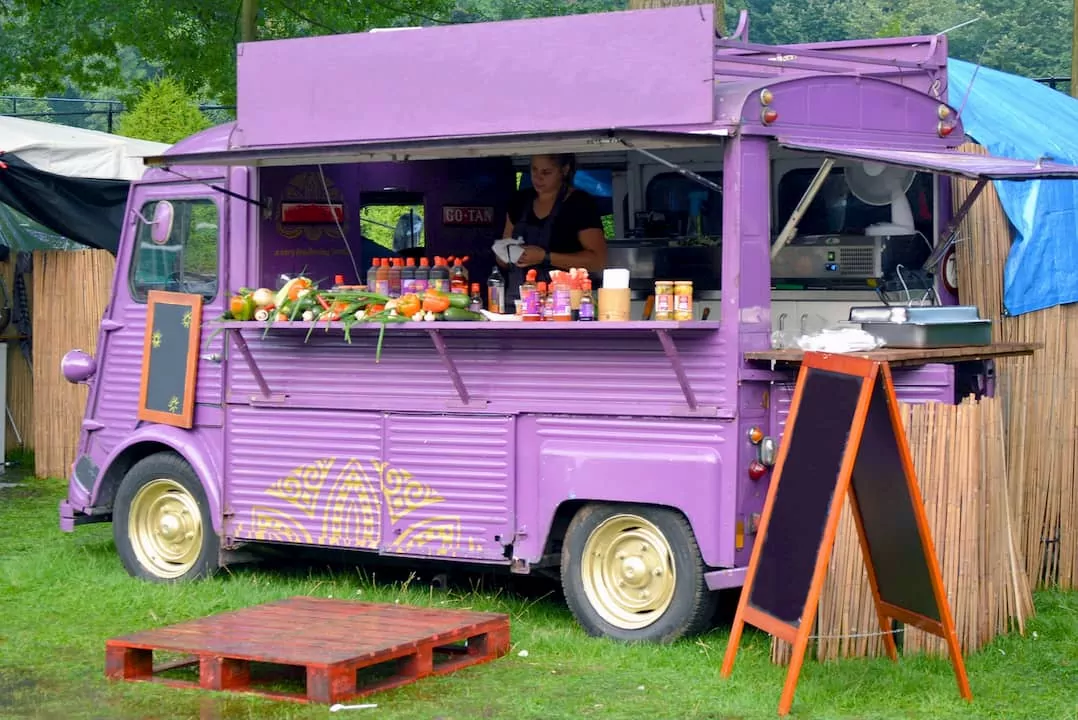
948,58,1078,316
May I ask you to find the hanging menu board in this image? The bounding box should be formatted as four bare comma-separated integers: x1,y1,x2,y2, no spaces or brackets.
137,290,203,428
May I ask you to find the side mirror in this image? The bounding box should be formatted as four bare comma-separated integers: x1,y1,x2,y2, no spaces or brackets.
150,201,175,245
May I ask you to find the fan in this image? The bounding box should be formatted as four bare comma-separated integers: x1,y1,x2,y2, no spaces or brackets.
845,161,917,237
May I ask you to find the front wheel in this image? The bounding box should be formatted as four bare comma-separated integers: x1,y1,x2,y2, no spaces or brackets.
113,452,219,582
560,503,717,643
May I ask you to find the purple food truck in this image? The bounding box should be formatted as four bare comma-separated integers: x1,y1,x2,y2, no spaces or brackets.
58,5,1078,643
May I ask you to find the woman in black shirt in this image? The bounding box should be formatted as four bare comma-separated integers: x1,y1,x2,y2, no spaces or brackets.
499,153,607,299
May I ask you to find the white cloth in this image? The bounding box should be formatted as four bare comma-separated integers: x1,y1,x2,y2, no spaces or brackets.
795,327,884,353
492,236,524,265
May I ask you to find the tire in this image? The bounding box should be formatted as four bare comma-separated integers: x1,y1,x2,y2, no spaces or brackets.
560,503,717,643
113,452,219,582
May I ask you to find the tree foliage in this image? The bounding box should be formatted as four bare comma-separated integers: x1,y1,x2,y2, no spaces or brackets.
0,0,1072,109
116,77,213,144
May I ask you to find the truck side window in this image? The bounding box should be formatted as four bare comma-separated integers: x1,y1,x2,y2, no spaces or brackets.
361,203,425,252
644,172,723,238
129,199,220,303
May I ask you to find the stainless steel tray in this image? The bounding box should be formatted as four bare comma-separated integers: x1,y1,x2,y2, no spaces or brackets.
861,319,992,348
849,305,982,324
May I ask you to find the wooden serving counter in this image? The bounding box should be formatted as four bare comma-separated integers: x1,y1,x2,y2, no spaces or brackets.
744,342,1041,368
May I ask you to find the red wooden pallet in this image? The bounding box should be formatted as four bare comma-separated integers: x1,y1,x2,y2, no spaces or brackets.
105,596,511,704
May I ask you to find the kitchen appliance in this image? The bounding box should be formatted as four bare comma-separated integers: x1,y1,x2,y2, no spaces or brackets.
849,304,992,348
770,234,931,283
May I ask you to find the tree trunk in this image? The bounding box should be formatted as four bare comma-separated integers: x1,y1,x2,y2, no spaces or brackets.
1071,0,1078,98
241,0,258,43
627,0,725,35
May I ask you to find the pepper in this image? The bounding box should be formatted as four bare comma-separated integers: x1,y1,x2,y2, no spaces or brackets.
421,293,450,314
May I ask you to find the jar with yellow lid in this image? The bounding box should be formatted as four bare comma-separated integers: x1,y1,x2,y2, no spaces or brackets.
674,281,693,321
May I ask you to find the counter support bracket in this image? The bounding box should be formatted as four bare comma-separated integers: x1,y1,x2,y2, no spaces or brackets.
228,329,275,400
426,329,471,405
655,329,699,411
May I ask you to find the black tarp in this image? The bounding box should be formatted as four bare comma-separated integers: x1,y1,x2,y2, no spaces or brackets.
0,152,129,254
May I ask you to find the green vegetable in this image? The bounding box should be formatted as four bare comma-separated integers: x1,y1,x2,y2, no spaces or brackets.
448,293,471,310
443,307,485,322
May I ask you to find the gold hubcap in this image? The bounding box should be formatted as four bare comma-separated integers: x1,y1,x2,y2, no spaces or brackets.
580,514,676,630
129,478,202,579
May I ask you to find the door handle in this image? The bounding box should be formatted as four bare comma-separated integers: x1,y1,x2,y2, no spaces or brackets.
800,313,808,334
201,353,222,363
778,312,787,331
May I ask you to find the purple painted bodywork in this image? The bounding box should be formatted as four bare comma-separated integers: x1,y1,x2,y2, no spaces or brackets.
234,6,716,146
61,7,1065,595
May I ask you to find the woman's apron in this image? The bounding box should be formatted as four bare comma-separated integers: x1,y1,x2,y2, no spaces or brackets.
505,187,567,303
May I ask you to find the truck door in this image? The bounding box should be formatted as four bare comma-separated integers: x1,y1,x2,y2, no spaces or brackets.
84,183,227,463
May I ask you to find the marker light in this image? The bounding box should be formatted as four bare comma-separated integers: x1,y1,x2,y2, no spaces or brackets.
748,427,764,444
937,104,952,120
761,108,778,125
759,88,774,105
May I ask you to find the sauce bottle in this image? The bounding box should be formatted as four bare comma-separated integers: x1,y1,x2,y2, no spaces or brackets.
550,271,572,322
430,257,450,293
401,257,416,295
578,279,596,321
388,257,403,297
450,258,468,293
521,269,540,322
469,283,483,312
375,258,390,297
487,266,506,314
414,257,430,292
536,281,549,321
366,258,380,291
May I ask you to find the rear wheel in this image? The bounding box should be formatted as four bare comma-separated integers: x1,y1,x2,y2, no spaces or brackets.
113,452,219,582
560,503,716,643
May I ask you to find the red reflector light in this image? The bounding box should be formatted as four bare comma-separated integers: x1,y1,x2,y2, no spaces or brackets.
937,122,956,138
748,460,767,481
761,108,778,125
280,202,345,224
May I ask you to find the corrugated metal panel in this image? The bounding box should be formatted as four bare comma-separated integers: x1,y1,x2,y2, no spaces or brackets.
383,414,514,562
769,364,955,438
226,328,729,416
225,406,385,549
88,305,147,458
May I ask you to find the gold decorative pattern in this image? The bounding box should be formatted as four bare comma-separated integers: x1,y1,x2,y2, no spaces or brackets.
234,457,487,559
182,310,193,329
318,458,381,549
266,458,335,517
249,505,314,544
151,330,162,349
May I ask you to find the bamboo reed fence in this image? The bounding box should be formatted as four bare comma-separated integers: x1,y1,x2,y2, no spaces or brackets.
770,394,1033,664
30,249,115,479
950,143,1078,591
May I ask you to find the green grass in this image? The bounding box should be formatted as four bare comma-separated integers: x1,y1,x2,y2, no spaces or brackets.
2,478,1077,720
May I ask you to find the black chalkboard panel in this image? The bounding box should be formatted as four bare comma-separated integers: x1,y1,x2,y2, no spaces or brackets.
851,373,942,622
137,290,203,428
747,367,864,626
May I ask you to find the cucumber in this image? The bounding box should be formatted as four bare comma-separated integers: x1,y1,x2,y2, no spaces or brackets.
448,293,471,310
443,307,485,322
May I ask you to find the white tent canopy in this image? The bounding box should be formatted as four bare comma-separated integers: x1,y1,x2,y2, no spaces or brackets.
0,115,169,181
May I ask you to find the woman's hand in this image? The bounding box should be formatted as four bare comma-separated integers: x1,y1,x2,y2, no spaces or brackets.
516,245,546,267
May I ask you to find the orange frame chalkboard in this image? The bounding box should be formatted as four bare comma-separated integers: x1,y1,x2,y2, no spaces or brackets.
137,290,203,428
720,351,971,716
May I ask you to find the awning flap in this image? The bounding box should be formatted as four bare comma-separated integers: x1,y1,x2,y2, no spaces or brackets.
779,139,1078,180
143,129,726,169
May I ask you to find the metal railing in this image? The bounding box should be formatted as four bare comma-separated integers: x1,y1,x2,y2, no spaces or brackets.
1034,77,1072,95
1,95,236,132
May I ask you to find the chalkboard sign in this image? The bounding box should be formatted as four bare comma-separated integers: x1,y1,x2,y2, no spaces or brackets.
720,352,971,717
137,290,203,428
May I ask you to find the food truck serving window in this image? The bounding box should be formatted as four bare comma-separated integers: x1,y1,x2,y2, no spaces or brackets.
129,199,220,303
776,168,933,238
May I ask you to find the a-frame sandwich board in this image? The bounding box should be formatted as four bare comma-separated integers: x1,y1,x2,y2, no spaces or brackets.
720,351,972,716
